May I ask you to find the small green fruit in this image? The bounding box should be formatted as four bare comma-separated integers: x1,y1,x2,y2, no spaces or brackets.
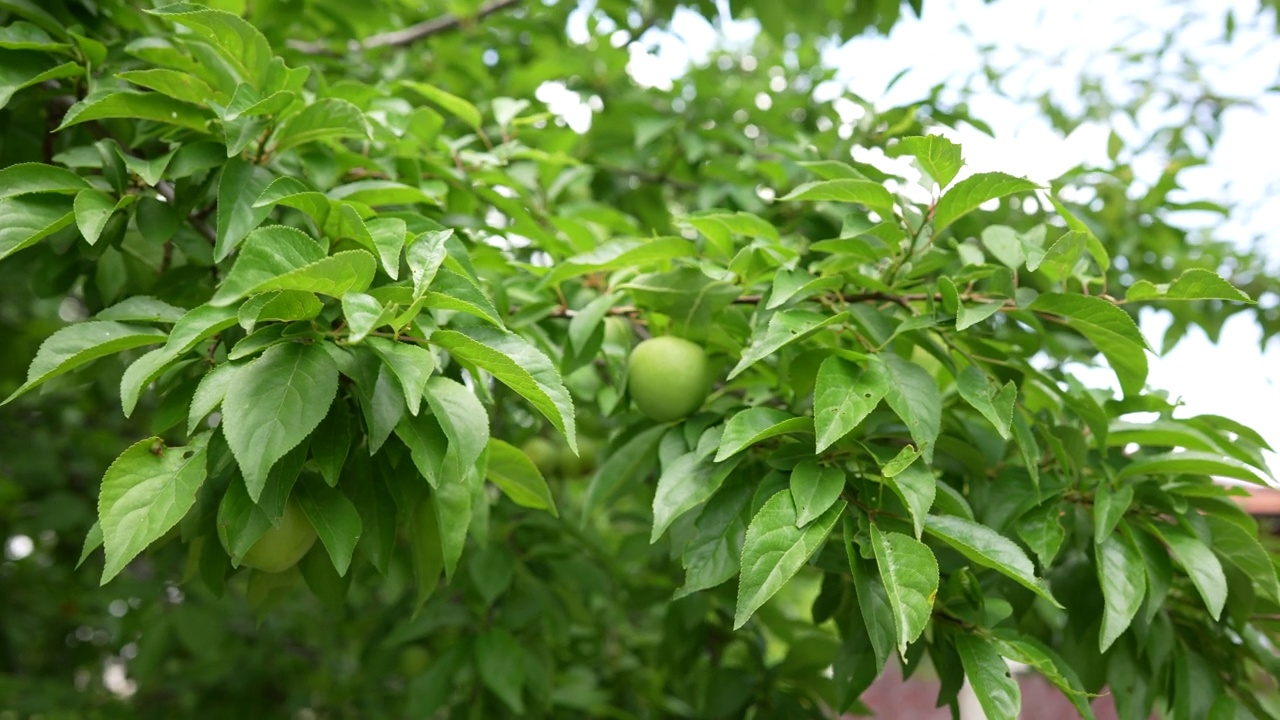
627,336,711,422
232,497,318,573
559,436,599,477
521,437,560,477
398,646,430,677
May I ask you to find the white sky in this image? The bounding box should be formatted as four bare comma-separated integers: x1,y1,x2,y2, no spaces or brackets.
561,0,1280,471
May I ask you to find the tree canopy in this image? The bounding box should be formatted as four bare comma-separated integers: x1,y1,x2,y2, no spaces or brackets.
1,0,1278,717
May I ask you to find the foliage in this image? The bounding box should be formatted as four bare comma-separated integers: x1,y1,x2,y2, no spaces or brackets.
1,0,1278,717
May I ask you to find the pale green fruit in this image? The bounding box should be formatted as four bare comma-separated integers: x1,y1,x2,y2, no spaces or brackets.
521,436,560,477
236,497,318,573
627,336,711,422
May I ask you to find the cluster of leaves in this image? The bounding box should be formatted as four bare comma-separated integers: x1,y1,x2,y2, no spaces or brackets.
1,0,1278,717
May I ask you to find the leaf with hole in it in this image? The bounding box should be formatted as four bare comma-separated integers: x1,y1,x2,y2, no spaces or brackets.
932,172,1040,232
729,310,848,380
3,321,166,405
814,355,888,453
716,407,812,461
734,491,844,629
870,524,938,656
484,438,557,515
98,433,209,584
220,342,338,501
925,514,1061,607
431,327,576,453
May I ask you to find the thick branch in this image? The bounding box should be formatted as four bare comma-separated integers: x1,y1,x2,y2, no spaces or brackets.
288,0,522,56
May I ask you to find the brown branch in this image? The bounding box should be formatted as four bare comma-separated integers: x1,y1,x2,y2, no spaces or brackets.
288,0,522,56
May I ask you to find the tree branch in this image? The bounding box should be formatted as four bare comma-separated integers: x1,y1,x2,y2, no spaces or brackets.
288,0,522,56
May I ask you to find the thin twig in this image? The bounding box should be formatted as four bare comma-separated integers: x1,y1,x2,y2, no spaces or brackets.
154,181,217,246
288,0,522,56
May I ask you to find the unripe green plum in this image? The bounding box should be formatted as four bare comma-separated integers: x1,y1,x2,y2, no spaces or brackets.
398,645,430,677
232,497,318,573
627,336,712,422
559,436,599,477
521,436,560,477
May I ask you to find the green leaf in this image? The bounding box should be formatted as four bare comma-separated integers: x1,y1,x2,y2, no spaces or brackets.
1096,529,1145,652
77,522,103,569
475,627,525,713
423,269,503,327
733,491,844,629
252,176,332,225
116,68,218,107
294,477,362,576
877,353,941,462
1117,451,1274,488
0,22,69,51
73,190,131,246
887,134,963,186
847,524,896,672
272,99,369,153
924,514,1061,607
212,229,376,306
484,439,557,516
394,413,447,487
56,90,211,132
0,195,75,260
403,81,482,129
221,342,338,500
1125,268,1252,303
932,172,1040,232
548,237,695,286
956,300,1006,331
1149,522,1226,620
96,297,185,325
716,407,813,461
728,310,848,380
991,633,1095,719
366,337,435,416
954,633,1021,720
789,460,846,527
1204,514,1280,604
870,525,938,656
0,55,80,110
423,376,490,478
407,230,451,299
188,362,240,434
1030,294,1149,397
329,180,439,208
1016,502,1065,568
581,425,665,520
619,267,740,339
651,449,740,543
3,321,166,405
884,459,935,539
779,179,897,218
0,162,90,199
214,158,275,261
813,356,888,453
1093,483,1134,544
430,327,576,453
366,217,406,279
675,479,752,599
148,4,273,88
432,471,471,580
98,434,209,584
340,292,385,344
956,366,1015,440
